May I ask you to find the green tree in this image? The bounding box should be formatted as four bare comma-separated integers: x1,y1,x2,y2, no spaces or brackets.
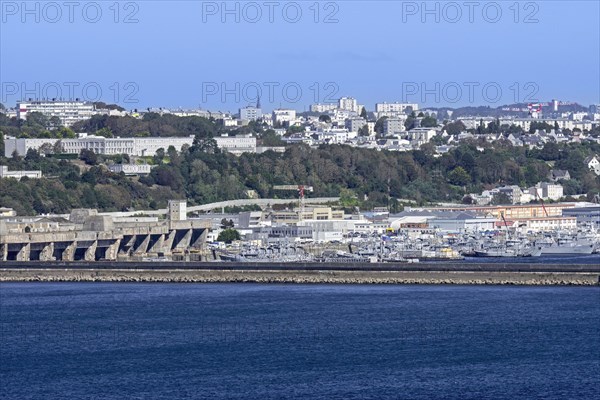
420,115,438,127
220,218,234,229
95,127,113,138
79,149,98,165
492,192,511,205
447,166,471,186
360,107,367,119
374,116,388,135
318,114,331,123
217,228,241,243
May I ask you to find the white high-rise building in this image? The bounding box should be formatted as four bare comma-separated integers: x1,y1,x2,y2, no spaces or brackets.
338,97,360,113
17,100,95,127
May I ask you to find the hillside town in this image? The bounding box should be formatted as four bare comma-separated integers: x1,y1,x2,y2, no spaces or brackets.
1,97,600,262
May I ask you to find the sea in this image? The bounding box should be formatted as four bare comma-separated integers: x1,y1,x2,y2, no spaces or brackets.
1,283,599,400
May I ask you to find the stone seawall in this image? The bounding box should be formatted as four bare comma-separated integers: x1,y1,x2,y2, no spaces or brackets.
2,269,599,286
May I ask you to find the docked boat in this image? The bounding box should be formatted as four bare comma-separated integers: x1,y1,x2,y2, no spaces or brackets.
537,238,595,255
473,244,541,258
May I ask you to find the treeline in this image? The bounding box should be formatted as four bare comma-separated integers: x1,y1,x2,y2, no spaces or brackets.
2,133,599,216
0,151,179,215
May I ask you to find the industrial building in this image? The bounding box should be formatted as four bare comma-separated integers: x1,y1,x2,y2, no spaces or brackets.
0,201,210,262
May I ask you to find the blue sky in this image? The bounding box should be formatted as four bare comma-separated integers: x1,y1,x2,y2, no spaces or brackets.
1,1,598,112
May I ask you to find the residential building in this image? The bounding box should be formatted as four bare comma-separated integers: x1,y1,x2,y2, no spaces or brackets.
310,103,337,113
345,117,366,133
548,170,571,181
383,118,405,135
338,97,360,113
584,155,600,175
239,106,262,121
17,100,95,127
375,102,418,115
272,109,296,126
541,182,564,200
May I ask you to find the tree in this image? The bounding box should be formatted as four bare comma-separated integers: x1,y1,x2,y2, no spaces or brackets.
79,149,98,165
492,192,511,205
48,116,62,129
404,112,416,130
374,116,388,135
444,120,466,135
220,218,234,229
39,142,55,156
26,148,41,162
420,115,438,127
153,148,166,164
191,135,219,154
318,114,331,123
95,127,113,138
358,124,370,137
360,107,367,119
261,130,284,146
217,228,241,243
447,166,471,186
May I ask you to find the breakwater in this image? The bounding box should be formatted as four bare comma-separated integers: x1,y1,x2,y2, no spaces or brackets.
1,261,599,285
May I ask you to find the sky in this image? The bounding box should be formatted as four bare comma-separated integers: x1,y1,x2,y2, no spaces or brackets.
1,1,599,112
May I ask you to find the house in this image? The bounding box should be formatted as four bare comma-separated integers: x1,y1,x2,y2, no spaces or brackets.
584,155,600,175
548,170,571,182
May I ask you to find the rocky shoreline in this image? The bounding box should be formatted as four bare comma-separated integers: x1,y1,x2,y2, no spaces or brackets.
1,268,599,286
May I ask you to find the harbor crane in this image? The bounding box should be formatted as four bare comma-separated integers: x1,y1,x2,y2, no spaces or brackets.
272,185,314,217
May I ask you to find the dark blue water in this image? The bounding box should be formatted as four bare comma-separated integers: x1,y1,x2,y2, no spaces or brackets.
1,284,599,399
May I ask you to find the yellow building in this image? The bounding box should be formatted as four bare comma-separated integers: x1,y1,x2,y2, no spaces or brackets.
421,204,575,219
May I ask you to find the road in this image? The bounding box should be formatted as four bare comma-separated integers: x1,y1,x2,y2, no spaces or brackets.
94,197,340,217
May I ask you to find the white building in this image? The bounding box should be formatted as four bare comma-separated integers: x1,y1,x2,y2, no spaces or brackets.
214,135,257,155
406,128,437,143
239,106,262,121
4,137,60,157
383,118,405,135
345,117,366,133
109,164,153,175
428,212,496,233
0,165,42,180
17,100,95,127
272,109,297,126
375,102,418,118
310,103,337,113
5,135,196,157
516,216,577,232
584,155,600,175
539,182,564,201
338,97,361,113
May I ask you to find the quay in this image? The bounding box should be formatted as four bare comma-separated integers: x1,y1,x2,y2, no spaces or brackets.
2,261,599,285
